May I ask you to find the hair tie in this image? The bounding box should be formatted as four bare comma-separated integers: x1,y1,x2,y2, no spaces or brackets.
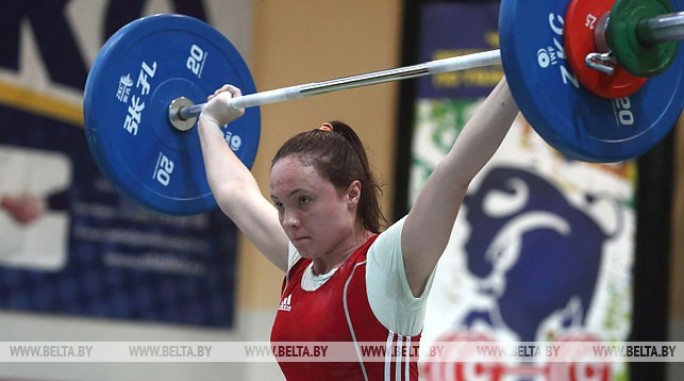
318,122,334,132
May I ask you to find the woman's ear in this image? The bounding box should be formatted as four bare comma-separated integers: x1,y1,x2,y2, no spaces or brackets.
346,180,362,207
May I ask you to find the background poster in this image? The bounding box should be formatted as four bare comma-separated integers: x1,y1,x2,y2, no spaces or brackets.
409,2,635,379
0,0,243,328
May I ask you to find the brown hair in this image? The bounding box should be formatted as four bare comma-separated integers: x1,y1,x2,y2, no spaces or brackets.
272,121,387,233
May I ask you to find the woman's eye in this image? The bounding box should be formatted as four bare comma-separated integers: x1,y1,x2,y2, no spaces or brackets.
273,201,283,210
298,197,310,206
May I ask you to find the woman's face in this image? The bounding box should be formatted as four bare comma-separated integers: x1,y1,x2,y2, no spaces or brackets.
270,156,359,259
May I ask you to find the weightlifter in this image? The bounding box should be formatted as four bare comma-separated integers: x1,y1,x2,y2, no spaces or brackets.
196,78,518,380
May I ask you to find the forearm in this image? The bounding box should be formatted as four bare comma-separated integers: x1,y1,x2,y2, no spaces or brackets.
443,77,519,185
197,115,260,212
413,78,518,228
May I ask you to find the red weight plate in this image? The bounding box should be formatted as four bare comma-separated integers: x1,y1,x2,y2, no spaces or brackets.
564,0,647,99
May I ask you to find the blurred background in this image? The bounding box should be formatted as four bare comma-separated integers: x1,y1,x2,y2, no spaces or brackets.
0,0,681,380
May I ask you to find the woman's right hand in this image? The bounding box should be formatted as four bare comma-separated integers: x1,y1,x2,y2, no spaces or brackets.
199,84,245,126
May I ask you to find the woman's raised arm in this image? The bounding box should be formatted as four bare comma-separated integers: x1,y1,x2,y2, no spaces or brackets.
401,77,519,296
198,85,290,272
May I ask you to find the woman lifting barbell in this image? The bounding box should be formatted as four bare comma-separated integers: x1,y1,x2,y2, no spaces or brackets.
196,78,518,380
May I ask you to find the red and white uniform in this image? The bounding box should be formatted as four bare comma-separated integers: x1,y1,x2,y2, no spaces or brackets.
271,218,435,380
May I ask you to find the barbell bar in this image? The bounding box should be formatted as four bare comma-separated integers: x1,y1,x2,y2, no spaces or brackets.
170,50,503,127
638,11,684,44
83,0,684,216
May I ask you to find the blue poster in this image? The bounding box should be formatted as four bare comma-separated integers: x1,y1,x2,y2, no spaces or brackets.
0,1,237,328
409,2,635,380
417,1,502,99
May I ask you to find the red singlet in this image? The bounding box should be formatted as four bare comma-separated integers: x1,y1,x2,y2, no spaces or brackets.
270,236,421,380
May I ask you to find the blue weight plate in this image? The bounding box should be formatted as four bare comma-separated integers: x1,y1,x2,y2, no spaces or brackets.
83,14,260,215
499,0,684,162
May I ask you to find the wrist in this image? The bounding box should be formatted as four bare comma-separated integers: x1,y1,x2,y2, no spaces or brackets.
199,113,222,128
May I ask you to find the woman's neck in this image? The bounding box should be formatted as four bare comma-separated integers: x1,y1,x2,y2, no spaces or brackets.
311,228,372,275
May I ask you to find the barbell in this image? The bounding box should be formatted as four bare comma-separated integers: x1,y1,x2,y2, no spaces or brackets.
83,0,684,216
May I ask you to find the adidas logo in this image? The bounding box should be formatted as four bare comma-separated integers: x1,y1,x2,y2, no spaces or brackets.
278,294,292,312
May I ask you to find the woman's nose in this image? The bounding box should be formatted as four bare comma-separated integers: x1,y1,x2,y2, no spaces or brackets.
282,209,300,228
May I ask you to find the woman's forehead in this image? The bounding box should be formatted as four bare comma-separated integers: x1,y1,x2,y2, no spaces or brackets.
271,156,314,175
270,158,325,193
